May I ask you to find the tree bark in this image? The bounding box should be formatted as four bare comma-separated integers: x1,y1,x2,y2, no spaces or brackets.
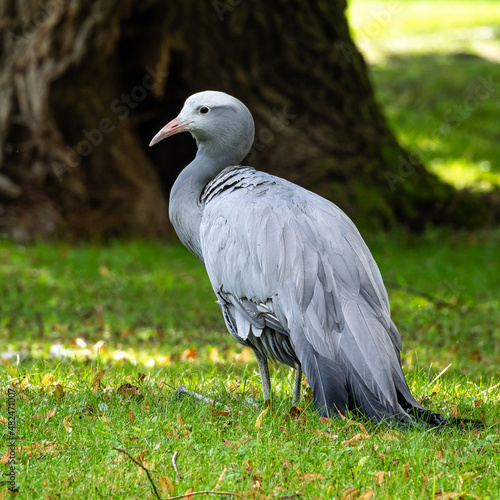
0,0,497,240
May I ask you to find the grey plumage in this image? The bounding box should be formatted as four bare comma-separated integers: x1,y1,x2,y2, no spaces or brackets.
150,91,477,427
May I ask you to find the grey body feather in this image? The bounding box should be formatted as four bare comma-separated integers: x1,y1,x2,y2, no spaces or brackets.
151,91,473,427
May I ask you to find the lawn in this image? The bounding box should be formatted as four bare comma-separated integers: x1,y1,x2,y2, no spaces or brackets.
1,1,500,499
348,0,500,190
1,233,499,499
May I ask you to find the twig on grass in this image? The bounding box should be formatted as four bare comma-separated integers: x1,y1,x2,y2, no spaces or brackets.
165,491,245,500
175,385,231,410
172,450,181,480
112,446,162,500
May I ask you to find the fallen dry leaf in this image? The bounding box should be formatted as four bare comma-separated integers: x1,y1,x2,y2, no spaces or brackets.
32,405,57,421
434,490,462,500
40,373,57,387
118,383,142,397
375,470,389,485
158,477,169,493
436,446,445,461
92,369,106,393
255,407,269,429
210,406,231,417
0,415,8,425
341,487,358,500
342,432,370,447
54,384,65,401
214,467,227,489
182,487,194,499
288,405,305,420
359,490,373,500
128,409,136,425
404,460,410,478
63,416,72,433
1,450,10,464
296,470,323,483
158,476,174,494
18,392,29,404
182,349,197,360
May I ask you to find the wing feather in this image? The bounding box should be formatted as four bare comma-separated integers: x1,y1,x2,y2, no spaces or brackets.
200,167,414,422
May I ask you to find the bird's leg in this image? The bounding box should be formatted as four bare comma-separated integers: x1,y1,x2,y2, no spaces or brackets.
292,364,302,406
255,352,271,402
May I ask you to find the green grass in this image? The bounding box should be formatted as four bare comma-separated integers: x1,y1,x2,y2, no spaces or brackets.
1,235,499,499
348,0,500,191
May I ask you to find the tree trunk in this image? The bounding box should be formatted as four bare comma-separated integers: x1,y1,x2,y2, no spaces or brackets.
0,0,496,240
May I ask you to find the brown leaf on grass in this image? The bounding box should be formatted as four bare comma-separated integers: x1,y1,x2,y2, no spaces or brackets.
137,372,147,382
318,416,331,424
375,470,390,485
32,405,57,421
14,442,67,458
296,470,323,483
451,404,458,419
243,460,254,474
358,490,373,500
214,467,227,490
461,472,475,482
342,432,370,447
288,406,304,419
340,487,358,500
282,461,293,470
182,348,197,360
374,449,390,459
63,416,72,433
158,477,168,493
210,406,231,417
433,490,463,499
41,373,57,387
118,383,142,397
1,450,10,464
0,416,8,425
14,390,28,404
436,445,445,461
177,414,192,436
403,461,410,478
54,384,65,401
158,476,174,494
92,369,106,393
182,487,194,499
128,409,136,425
255,407,269,429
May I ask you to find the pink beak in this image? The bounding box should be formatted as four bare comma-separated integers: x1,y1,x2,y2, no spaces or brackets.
149,116,191,147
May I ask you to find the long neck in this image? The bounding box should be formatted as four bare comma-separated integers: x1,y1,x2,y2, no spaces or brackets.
169,144,241,263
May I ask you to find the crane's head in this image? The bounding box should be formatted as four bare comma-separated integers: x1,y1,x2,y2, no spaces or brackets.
149,91,255,162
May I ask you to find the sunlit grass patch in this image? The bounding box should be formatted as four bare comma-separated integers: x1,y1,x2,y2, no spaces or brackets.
348,0,500,192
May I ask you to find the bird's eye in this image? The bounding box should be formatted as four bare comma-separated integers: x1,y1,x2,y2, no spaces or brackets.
199,106,209,114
